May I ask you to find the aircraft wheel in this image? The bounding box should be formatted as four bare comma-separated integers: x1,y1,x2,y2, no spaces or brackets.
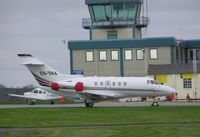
151,102,159,107
29,101,34,105
51,101,54,105
85,102,94,108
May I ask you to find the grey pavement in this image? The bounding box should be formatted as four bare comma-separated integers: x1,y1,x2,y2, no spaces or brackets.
0,102,200,109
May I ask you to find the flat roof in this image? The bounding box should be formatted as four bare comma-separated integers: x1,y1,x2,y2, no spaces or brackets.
181,39,200,48
68,37,177,50
85,0,142,5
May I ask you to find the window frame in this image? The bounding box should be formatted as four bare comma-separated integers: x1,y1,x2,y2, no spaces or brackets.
85,51,94,62
111,50,119,61
136,49,144,60
183,78,192,89
99,50,107,62
124,49,133,61
150,48,158,60
107,30,118,40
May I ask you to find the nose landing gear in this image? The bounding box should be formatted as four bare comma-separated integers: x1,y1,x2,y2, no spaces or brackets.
85,101,94,108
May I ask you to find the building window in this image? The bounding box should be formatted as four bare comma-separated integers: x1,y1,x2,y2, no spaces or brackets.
150,49,158,60
107,30,117,39
99,50,107,61
85,51,94,62
136,49,144,60
189,50,193,61
111,50,119,61
183,78,192,89
124,49,132,61
196,50,200,60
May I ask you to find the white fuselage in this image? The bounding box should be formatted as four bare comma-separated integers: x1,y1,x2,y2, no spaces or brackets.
17,54,176,104
51,77,176,101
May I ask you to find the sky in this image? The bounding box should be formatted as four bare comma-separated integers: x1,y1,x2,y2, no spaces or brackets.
0,0,200,87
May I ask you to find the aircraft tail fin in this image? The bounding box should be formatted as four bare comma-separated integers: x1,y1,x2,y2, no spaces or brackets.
18,54,70,87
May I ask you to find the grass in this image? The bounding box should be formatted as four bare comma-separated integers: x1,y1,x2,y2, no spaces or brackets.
0,106,200,137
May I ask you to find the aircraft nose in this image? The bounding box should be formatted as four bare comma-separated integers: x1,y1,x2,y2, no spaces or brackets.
165,86,177,94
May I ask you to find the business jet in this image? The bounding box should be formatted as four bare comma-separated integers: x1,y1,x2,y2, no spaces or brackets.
17,54,176,107
9,88,63,105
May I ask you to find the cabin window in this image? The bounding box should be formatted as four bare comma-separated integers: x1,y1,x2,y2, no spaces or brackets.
124,82,127,86
85,51,94,62
100,82,104,86
118,82,121,86
94,82,98,86
183,78,192,89
112,82,116,86
106,81,110,86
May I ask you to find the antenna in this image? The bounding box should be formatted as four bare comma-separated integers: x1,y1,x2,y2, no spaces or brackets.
144,0,148,36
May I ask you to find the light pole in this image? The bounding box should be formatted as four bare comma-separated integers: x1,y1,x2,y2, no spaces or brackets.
62,40,70,74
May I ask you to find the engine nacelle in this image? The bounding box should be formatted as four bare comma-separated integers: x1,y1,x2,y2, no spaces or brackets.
74,82,84,92
51,82,60,91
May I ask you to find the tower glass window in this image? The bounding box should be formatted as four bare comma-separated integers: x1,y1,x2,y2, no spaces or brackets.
88,2,138,22
85,51,94,62
107,30,117,39
93,5,107,21
99,50,107,61
111,50,119,61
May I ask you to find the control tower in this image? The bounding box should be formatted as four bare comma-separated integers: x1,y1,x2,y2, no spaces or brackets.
82,0,149,40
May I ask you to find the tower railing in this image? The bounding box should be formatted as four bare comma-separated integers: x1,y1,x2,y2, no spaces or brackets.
82,17,149,29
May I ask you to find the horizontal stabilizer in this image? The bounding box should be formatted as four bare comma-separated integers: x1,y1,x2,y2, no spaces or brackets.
17,54,44,65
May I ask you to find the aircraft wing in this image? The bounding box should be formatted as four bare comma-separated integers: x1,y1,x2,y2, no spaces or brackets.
8,94,32,99
8,94,62,101
79,90,123,101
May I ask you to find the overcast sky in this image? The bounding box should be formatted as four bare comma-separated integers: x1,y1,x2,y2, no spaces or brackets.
0,0,200,87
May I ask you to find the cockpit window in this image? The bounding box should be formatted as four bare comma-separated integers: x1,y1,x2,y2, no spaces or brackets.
154,81,159,85
33,90,38,93
147,80,159,85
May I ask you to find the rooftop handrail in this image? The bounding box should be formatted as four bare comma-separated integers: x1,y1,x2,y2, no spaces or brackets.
82,17,149,28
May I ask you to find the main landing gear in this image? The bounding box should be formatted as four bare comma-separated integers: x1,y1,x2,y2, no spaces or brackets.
28,101,35,105
85,101,94,108
151,102,159,107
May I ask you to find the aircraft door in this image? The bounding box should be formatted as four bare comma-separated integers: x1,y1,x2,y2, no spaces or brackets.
105,80,111,88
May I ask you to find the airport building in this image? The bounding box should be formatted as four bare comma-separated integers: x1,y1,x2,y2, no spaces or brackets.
68,0,200,100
